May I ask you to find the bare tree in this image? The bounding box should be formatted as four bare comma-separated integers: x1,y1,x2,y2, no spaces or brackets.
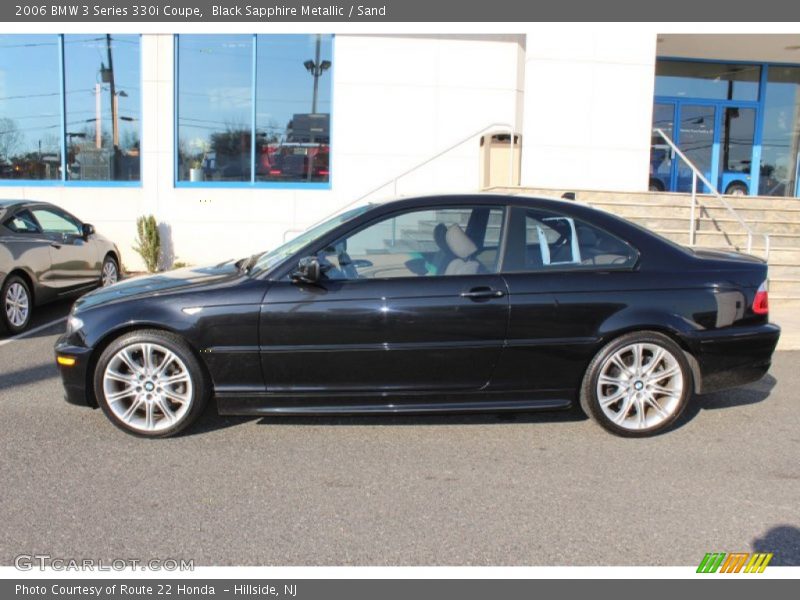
0,118,22,162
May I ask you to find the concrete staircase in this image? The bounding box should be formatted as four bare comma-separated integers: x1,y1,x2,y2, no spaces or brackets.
490,186,800,308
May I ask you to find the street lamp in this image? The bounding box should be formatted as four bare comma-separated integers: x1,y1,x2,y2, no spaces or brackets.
303,35,331,114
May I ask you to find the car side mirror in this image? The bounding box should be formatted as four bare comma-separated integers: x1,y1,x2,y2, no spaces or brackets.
292,256,322,284
82,223,95,239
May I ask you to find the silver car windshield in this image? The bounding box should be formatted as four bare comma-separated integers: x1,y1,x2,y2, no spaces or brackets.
251,205,372,275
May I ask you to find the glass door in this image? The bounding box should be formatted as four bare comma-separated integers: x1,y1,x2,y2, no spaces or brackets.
718,106,756,195
650,103,675,192
675,104,716,193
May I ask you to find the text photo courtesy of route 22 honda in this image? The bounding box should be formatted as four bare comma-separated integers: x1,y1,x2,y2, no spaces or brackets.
53,194,780,439
1,200,121,334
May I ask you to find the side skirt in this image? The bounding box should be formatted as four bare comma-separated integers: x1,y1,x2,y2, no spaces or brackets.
216,390,574,416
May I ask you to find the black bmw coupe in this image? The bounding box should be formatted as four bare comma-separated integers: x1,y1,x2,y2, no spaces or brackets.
55,194,779,438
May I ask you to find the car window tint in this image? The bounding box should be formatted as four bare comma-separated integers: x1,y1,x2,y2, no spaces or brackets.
320,206,505,280
4,209,41,233
506,208,637,272
31,208,81,236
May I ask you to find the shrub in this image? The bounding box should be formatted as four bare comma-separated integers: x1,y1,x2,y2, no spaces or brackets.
133,215,161,273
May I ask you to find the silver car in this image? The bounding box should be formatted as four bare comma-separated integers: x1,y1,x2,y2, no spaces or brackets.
0,200,121,333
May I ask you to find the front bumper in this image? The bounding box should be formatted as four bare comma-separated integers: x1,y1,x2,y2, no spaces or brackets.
54,335,95,407
682,322,780,394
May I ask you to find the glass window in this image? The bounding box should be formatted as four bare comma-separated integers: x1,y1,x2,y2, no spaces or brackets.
176,34,333,186
31,207,81,235
505,209,637,272
655,60,760,101
319,207,505,280
256,35,332,183
177,35,253,183
761,66,800,197
63,34,141,182
0,35,62,180
4,209,41,233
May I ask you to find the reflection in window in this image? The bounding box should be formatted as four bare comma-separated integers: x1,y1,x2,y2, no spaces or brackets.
655,60,760,102
761,66,800,198
0,35,62,180
177,35,253,183
64,34,141,181
176,34,333,185
256,35,332,183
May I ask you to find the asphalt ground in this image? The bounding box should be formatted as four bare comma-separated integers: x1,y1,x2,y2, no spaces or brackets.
0,300,798,566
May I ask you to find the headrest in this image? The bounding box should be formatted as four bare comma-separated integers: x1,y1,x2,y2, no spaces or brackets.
446,224,478,259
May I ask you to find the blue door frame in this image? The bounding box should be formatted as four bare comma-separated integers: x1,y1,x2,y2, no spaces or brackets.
655,95,761,195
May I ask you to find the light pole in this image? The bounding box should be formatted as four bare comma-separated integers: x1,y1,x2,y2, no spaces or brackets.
303,35,331,114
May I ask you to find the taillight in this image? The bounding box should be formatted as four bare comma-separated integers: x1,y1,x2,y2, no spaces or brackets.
753,281,769,315
269,169,282,176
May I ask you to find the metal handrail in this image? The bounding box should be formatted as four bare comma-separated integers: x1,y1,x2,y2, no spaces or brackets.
283,122,516,241
653,128,770,259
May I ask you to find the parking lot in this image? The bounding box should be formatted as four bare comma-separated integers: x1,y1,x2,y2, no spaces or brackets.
1,300,799,566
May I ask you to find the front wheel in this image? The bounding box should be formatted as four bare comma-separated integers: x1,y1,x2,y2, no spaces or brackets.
579,332,692,437
94,330,208,438
101,254,120,287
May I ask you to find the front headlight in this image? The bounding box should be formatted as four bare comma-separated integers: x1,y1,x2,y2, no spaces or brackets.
66,315,84,335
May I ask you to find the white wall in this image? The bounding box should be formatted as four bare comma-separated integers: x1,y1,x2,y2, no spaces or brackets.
520,28,657,193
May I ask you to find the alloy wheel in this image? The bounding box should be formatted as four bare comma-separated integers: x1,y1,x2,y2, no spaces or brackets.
595,342,684,431
102,260,119,286
5,282,29,328
102,342,194,433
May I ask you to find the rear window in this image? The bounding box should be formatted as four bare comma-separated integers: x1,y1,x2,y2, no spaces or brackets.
4,209,41,234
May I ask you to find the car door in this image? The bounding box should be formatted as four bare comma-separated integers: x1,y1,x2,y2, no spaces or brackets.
1,208,57,301
490,205,640,392
259,205,510,393
29,206,97,291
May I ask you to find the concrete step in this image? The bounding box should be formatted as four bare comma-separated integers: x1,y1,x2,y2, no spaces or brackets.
769,264,800,279
661,229,800,249
769,278,800,295
619,215,800,235
590,202,800,227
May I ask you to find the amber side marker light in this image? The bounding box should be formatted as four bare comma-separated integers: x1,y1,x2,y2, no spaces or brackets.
56,356,76,367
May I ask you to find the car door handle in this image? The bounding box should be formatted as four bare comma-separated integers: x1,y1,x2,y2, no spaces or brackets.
460,287,505,299
50,242,62,249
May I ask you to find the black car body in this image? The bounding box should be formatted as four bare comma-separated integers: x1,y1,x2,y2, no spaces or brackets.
1,200,121,333
55,194,779,438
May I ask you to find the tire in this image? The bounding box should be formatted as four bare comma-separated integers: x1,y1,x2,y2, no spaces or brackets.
101,254,120,287
93,330,209,438
648,178,665,192
579,331,693,437
1,274,33,334
725,182,748,196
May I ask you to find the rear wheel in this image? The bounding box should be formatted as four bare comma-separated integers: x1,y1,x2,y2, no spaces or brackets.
2,275,32,334
580,331,692,437
94,330,208,438
725,181,748,196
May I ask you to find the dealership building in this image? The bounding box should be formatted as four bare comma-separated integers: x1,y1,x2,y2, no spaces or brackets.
1,30,799,272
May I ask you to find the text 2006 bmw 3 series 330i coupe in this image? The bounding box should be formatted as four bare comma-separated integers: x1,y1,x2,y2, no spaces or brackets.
54,194,780,438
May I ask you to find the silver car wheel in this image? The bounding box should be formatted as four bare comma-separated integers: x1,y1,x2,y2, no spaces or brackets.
102,259,118,286
103,342,194,433
5,282,30,327
596,342,684,431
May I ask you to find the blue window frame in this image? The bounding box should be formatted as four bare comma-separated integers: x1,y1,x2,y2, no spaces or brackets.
0,34,142,187
175,34,333,189
654,57,800,199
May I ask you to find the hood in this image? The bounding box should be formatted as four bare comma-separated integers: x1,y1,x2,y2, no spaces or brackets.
74,261,241,312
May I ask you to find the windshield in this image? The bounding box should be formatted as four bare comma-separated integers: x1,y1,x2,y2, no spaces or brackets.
251,204,372,275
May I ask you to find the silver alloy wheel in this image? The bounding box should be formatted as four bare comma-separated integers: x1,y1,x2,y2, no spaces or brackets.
5,282,29,327
103,342,193,433
596,342,684,431
102,260,118,286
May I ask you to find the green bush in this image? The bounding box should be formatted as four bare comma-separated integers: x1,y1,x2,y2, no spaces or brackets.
133,215,161,273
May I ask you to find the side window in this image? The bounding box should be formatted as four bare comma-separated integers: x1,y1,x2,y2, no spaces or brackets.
31,208,81,236
4,209,42,234
319,206,505,280
505,208,637,272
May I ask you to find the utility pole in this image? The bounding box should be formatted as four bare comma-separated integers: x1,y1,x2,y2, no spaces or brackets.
105,34,118,179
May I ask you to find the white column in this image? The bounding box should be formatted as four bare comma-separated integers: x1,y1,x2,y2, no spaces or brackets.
520,27,657,192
